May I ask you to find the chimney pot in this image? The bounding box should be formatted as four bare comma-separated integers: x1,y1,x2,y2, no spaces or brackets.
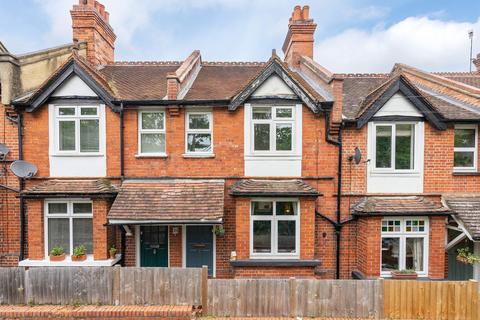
302,6,309,20
293,5,302,21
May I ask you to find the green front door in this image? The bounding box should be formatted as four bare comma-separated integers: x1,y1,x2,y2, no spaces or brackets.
140,226,168,267
448,239,474,280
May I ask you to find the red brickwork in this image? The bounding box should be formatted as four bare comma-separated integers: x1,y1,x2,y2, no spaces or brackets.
169,226,182,267
26,200,43,260
429,216,447,279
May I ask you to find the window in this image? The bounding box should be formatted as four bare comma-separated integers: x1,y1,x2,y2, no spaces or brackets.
251,106,295,153
185,111,212,154
56,106,100,153
250,200,299,258
374,123,415,171
454,125,477,171
45,200,93,256
138,111,166,155
381,217,428,276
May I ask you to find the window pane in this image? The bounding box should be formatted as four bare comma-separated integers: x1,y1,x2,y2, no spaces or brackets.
376,126,392,168
80,119,99,152
276,108,293,118
253,220,271,253
278,220,296,253
59,121,76,151
73,203,92,214
48,218,70,254
187,133,211,152
254,123,270,151
454,151,474,168
141,133,165,153
276,202,296,215
80,107,97,116
381,220,401,232
395,124,414,169
188,114,210,129
73,218,93,254
381,237,399,271
59,107,75,116
276,123,292,151
405,219,425,232
405,238,424,271
142,112,164,130
252,202,273,215
48,203,68,214
454,128,476,148
252,107,271,120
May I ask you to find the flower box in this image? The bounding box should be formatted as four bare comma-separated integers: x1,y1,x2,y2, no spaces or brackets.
49,253,66,262
71,254,87,262
391,271,418,280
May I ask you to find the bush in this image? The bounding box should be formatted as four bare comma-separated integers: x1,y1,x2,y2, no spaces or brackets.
72,245,87,257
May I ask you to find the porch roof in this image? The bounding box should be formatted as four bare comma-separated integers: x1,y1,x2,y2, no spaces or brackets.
229,179,319,197
21,179,118,198
443,195,480,241
352,196,452,217
108,179,225,225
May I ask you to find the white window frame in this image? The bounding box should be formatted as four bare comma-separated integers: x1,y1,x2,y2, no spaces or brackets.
185,111,213,155
371,122,418,173
380,216,429,277
453,124,478,172
250,106,296,155
138,110,166,156
44,199,93,258
54,105,101,155
249,198,300,259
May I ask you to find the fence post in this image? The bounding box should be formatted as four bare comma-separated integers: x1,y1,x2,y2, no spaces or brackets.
112,265,121,305
289,277,297,318
376,278,384,320
201,265,208,315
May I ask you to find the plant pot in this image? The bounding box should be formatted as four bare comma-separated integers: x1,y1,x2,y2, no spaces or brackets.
71,254,87,262
49,253,65,262
391,272,418,280
109,252,117,260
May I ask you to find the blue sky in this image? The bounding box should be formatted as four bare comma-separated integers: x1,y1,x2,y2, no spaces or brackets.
1,0,480,72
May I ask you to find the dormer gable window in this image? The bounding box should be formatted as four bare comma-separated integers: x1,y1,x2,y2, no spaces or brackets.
251,106,295,154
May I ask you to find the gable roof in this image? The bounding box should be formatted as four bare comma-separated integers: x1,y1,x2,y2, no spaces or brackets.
355,74,447,130
228,55,331,113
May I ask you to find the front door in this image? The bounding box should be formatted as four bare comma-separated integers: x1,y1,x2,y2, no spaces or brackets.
448,239,474,280
186,226,214,276
140,226,168,267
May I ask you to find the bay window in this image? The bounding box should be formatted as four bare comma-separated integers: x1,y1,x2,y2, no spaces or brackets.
185,111,212,154
454,125,477,171
56,106,100,153
250,199,299,258
138,111,166,155
381,217,428,276
373,123,415,171
251,106,295,153
45,200,93,256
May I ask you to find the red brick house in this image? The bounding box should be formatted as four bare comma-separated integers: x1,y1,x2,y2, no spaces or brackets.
0,1,479,280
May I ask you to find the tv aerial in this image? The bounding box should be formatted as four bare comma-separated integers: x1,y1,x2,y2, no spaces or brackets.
10,160,38,179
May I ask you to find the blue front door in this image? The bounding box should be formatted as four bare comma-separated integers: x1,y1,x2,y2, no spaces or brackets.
186,226,214,276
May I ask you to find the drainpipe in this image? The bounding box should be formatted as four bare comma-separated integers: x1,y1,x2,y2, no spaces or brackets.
120,102,125,180
17,112,25,261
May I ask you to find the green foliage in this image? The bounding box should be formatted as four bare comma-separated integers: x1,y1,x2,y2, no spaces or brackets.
457,247,480,264
396,269,417,274
50,246,64,256
213,225,225,237
109,245,117,255
72,245,87,257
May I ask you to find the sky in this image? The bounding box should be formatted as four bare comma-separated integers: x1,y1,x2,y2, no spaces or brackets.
1,0,480,73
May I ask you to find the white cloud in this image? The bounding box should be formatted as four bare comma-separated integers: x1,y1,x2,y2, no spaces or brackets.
315,16,480,73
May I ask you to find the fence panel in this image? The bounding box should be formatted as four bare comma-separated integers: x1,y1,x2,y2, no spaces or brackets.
0,267,25,305
119,267,202,305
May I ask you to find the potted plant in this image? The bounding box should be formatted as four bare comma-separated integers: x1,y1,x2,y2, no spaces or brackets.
457,247,480,265
213,225,225,237
72,245,87,262
391,269,418,280
109,245,117,259
49,246,65,262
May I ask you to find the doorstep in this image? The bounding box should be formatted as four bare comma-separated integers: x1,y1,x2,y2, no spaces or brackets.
18,254,121,267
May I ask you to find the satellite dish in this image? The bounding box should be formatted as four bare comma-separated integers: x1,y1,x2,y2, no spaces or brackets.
0,144,10,161
10,160,38,179
353,147,362,165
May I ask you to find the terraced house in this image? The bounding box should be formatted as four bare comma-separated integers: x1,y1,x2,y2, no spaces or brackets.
0,0,479,280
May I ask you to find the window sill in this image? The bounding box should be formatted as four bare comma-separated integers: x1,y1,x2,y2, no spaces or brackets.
182,153,215,159
18,254,121,267
135,154,168,159
230,259,320,267
370,170,420,176
452,171,480,176
51,153,104,157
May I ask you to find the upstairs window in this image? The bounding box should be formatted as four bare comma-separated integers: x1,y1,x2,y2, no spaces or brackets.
138,111,166,155
56,106,100,153
374,123,415,171
454,125,477,171
185,111,212,154
252,106,295,153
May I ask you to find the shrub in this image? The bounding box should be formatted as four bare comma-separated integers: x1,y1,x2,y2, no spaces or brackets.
50,246,64,256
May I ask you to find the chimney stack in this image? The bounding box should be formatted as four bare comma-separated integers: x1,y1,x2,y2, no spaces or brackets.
71,0,116,65
474,53,480,72
282,5,317,66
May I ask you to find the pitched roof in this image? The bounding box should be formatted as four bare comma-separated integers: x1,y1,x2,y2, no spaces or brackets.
435,72,480,89
108,179,225,224
22,179,118,198
443,195,480,241
352,196,452,216
230,179,319,197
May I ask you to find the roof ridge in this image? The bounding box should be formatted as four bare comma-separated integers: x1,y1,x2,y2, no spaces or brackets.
110,61,182,66
434,71,480,76
202,61,266,66
335,73,389,78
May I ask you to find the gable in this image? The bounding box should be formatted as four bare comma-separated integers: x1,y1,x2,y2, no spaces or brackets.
52,75,97,97
251,74,294,97
375,92,423,117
